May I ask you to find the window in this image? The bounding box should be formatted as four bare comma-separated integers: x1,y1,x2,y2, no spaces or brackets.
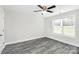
53,19,62,34
52,17,75,37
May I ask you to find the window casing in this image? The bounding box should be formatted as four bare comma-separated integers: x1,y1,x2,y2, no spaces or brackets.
52,17,75,37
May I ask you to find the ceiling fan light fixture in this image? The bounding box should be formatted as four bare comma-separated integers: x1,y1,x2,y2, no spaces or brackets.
34,5,56,15
41,11,47,15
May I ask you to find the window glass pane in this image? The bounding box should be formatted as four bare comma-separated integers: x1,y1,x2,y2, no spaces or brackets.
63,18,75,37
53,19,62,34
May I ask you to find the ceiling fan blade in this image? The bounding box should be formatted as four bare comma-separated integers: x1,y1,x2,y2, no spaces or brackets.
37,5,43,9
34,10,42,12
47,5,56,9
47,10,53,13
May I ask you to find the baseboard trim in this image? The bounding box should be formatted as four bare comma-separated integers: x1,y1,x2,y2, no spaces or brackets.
47,35,79,47
5,34,44,45
0,44,5,54
5,33,79,48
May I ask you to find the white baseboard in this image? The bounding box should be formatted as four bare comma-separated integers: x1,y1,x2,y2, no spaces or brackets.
5,33,44,45
5,33,79,48
47,34,79,47
0,44,5,54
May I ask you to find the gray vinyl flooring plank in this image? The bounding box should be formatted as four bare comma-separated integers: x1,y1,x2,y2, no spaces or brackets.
1,37,79,54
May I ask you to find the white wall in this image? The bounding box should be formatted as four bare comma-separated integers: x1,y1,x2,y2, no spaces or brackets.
4,10,44,44
0,7,5,53
44,9,79,47
75,10,79,41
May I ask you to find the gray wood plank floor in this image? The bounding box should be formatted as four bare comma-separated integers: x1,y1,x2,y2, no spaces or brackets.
2,37,79,54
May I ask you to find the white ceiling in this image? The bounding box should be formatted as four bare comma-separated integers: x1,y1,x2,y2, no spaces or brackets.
1,5,79,17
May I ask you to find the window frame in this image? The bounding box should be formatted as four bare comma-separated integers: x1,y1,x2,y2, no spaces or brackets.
52,16,75,38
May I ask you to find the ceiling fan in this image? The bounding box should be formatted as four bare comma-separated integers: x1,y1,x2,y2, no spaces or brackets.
34,5,56,15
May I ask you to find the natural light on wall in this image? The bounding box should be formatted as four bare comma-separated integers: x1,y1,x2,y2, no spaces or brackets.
52,17,75,37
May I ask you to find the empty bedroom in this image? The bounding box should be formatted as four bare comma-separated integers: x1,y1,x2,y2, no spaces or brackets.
0,5,79,54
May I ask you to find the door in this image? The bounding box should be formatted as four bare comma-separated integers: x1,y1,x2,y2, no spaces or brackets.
0,8,4,53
